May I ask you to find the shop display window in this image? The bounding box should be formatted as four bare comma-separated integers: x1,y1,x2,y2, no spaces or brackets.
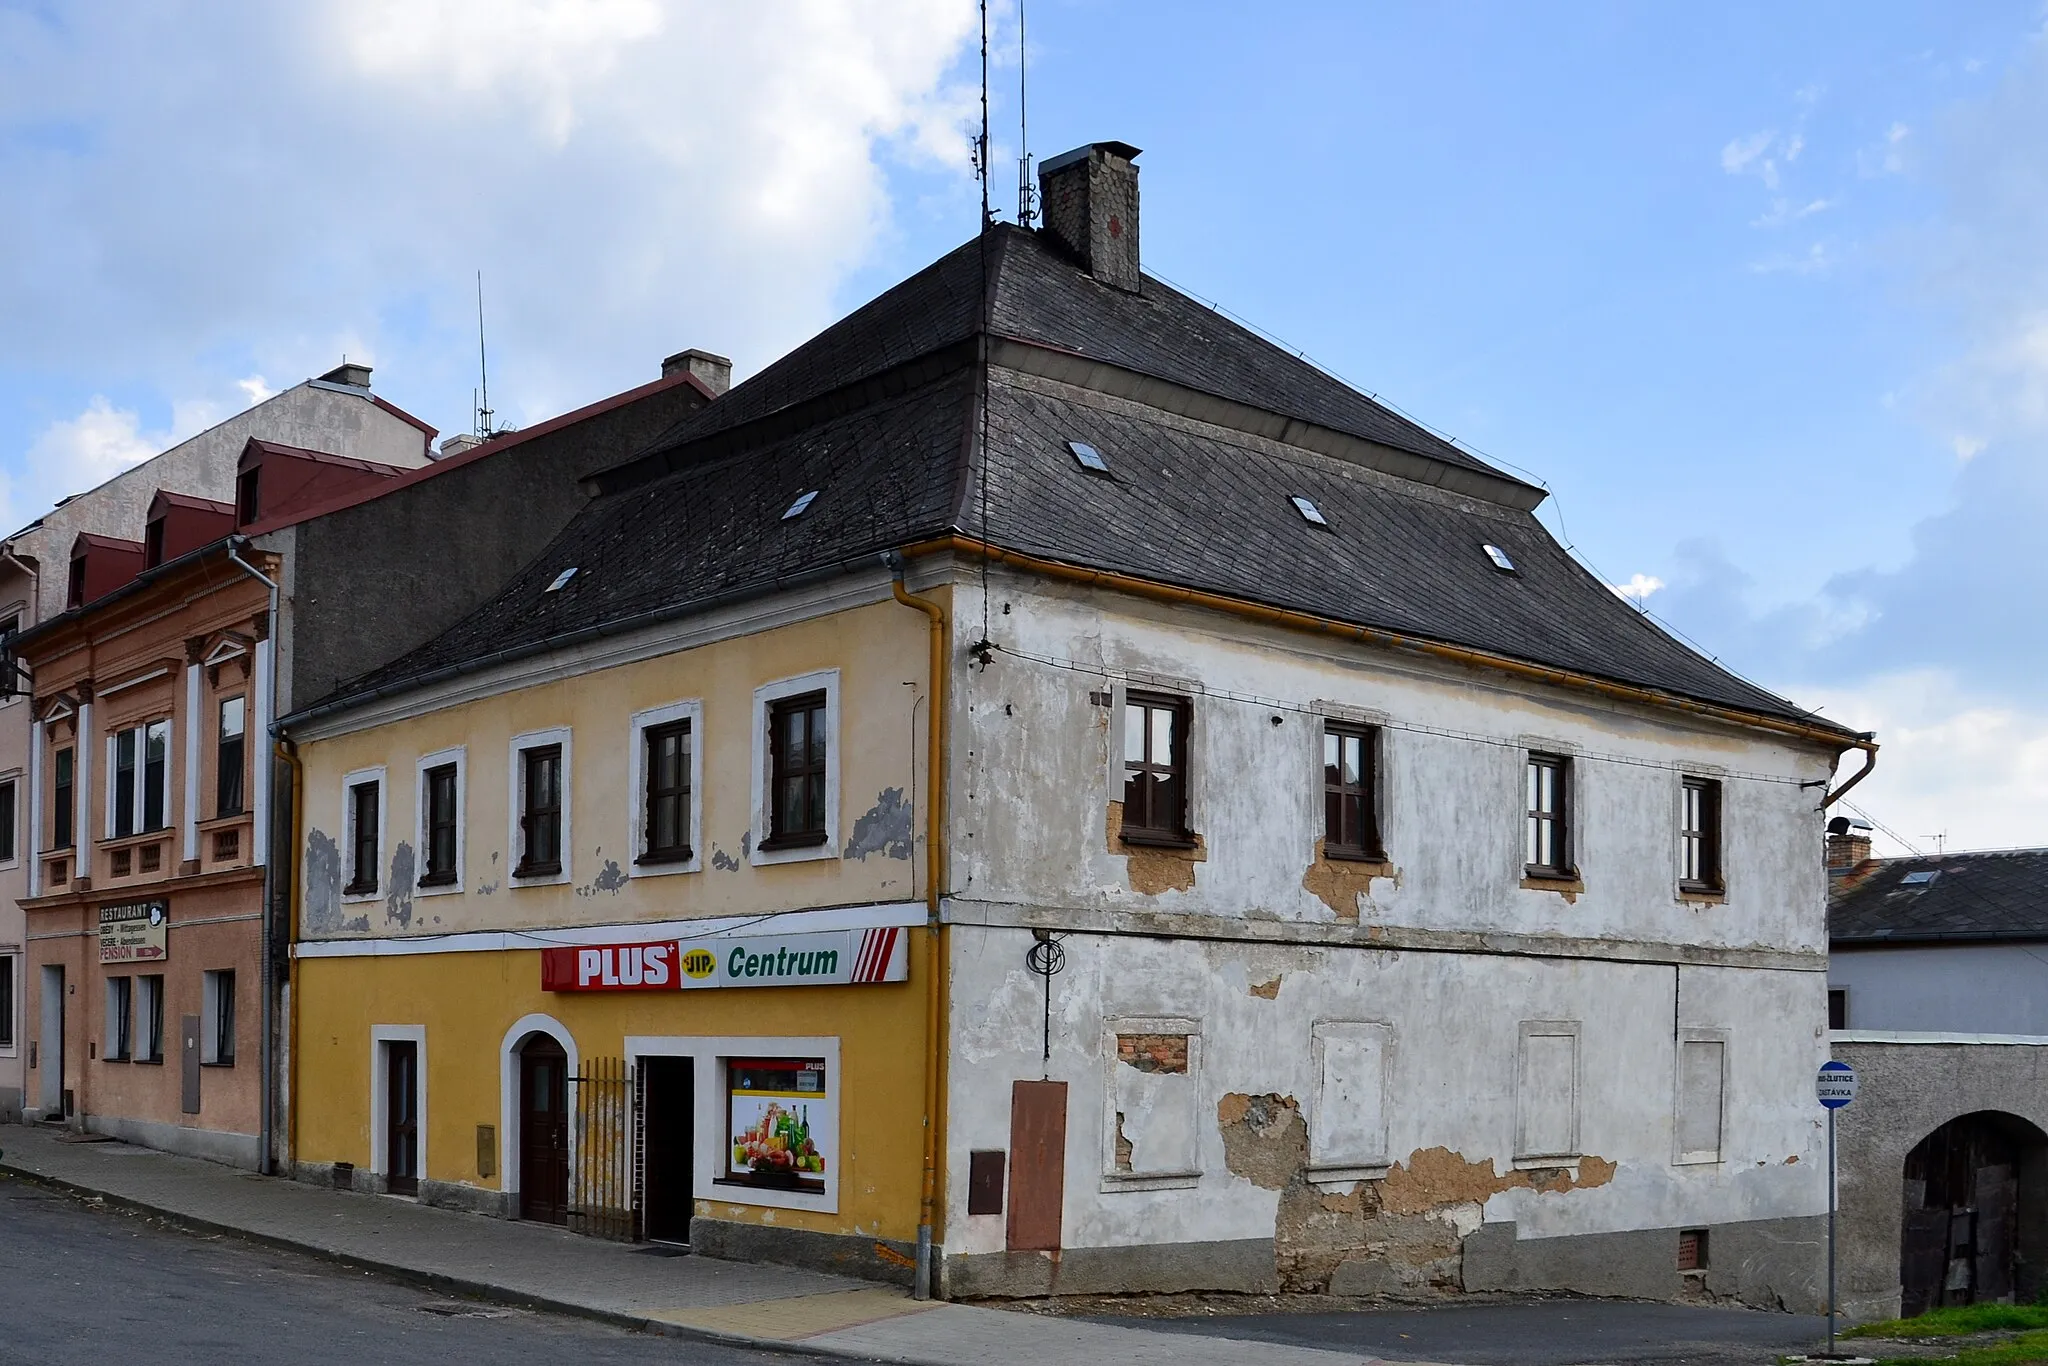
725,1058,831,1193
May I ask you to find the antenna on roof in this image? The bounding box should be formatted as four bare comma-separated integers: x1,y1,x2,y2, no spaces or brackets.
475,271,495,440
1016,0,1035,226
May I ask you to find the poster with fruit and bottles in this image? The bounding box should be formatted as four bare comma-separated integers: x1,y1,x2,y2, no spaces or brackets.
727,1058,832,1193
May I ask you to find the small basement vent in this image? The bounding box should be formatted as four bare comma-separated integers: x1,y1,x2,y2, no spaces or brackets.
1290,496,1329,527
783,490,820,519
1483,543,1516,571
1677,1228,1709,1271
1068,440,1110,474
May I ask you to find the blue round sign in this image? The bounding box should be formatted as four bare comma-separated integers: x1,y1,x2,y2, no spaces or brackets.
1817,1059,1857,1109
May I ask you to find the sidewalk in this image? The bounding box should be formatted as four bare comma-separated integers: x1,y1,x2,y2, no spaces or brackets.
0,1122,1398,1366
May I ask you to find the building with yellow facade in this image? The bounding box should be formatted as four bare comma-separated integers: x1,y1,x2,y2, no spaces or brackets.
282,143,1866,1308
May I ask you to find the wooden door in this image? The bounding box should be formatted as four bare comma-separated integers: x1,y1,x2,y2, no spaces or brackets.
385,1041,419,1196
1006,1080,1067,1252
519,1037,569,1224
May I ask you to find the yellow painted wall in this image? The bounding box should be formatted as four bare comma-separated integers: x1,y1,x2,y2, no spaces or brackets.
293,942,933,1238
298,597,933,937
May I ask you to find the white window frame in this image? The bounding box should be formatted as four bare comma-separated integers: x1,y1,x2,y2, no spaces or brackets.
201,968,236,1066
104,975,132,1062
1673,1027,1730,1166
629,700,703,879
369,1023,427,1188
104,719,174,840
341,765,387,904
507,727,572,887
0,769,21,870
412,746,467,897
750,671,839,867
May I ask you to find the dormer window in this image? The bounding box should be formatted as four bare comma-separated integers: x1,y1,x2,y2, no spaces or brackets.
67,557,85,609
144,518,166,568
236,468,261,526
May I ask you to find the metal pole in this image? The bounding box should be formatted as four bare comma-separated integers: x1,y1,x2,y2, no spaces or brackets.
1828,1104,1838,1357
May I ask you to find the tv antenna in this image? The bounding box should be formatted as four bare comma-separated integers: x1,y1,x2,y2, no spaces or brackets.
1016,0,1035,226
475,270,495,439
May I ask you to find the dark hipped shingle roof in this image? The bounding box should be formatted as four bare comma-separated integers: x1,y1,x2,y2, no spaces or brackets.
310,223,1849,738
1832,851,2048,944
628,226,1513,486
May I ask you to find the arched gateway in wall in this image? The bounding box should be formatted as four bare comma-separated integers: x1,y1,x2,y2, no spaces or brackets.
1898,1111,2048,1315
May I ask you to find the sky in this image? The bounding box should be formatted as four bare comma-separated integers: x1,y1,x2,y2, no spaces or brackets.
3,1,2046,855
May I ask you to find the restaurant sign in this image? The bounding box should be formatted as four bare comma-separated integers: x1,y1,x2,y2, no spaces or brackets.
542,926,907,992
99,900,169,965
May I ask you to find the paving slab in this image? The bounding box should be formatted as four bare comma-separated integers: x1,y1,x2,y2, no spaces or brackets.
0,1122,1390,1365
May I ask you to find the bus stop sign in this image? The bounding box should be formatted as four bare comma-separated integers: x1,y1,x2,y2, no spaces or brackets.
1817,1059,1857,1109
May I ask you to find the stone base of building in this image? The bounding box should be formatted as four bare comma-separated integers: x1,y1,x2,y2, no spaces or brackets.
0,1086,21,1123
942,1216,1824,1312
689,1216,919,1286
289,1161,514,1218
76,1112,259,1169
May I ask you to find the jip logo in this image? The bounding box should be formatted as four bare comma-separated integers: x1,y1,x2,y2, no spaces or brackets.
681,947,718,980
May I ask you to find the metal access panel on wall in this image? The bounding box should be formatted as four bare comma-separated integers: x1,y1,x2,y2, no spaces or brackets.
1006,1080,1067,1252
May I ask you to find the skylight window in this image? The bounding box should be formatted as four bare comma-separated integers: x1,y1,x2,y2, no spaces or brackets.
1068,440,1110,474
783,490,819,520
1290,496,1329,527
1901,870,1938,886
1483,544,1516,572
544,567,578,593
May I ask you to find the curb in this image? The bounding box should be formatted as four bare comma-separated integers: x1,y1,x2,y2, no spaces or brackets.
0,1158,919,1365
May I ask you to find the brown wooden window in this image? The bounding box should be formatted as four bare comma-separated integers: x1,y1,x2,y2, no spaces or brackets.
517,744,563,876
1122,692,1192,845
1680,777,1722,893
345,779,380,895
236,468,260,525
0,777,15,865
1322,722,1381,860
53,747,73,849
764,694,827,850
642,720,692,863
216,697,246,817
420,764,459,887
1525,753,1572,878
144,518,166,568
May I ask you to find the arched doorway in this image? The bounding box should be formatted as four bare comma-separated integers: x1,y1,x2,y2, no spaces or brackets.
1900,1111,2048,1315
518,1033,570,1224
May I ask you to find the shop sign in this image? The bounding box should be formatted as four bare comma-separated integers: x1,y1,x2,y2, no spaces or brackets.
541,925,907,992
99,900,169,965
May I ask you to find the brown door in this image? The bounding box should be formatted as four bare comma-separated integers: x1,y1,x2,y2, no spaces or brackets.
519,1036,569,1223
385,1041,419,1196
1006,1080,1067,1252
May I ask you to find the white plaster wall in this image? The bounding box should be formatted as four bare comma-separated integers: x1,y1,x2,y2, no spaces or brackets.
1831,943,2048,1034
942,569,1839,1258
944,926,1828,1254
951,573,1835,956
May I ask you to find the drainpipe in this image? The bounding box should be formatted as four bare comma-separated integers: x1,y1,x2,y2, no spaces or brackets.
225,538,280,1177
278,734,304,1170
887,552,947,1301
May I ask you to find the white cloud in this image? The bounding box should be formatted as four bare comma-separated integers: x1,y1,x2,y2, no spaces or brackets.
1721,130,1777,178
236,375,275,406
1799,670,2048,855
1951,434,1986,459
1751,197,1834,228
1859,121,1911,177
1748,241,1833,275
1609,573,1664,604
3,397,173,533
0,1,983,455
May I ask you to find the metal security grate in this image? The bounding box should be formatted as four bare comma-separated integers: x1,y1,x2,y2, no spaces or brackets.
569,1057,637,1241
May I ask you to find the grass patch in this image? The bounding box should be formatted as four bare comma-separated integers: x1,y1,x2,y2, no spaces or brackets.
1875,1327,2048,1365
1850,1305,2048,1339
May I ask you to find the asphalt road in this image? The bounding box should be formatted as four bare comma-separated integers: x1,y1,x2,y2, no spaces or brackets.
0,1175,822,1365
1111,1298,1833,1366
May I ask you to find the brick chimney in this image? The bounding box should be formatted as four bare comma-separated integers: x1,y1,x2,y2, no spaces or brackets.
1826,817,1873,874
1038,141,1143,292
663,348,731,396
